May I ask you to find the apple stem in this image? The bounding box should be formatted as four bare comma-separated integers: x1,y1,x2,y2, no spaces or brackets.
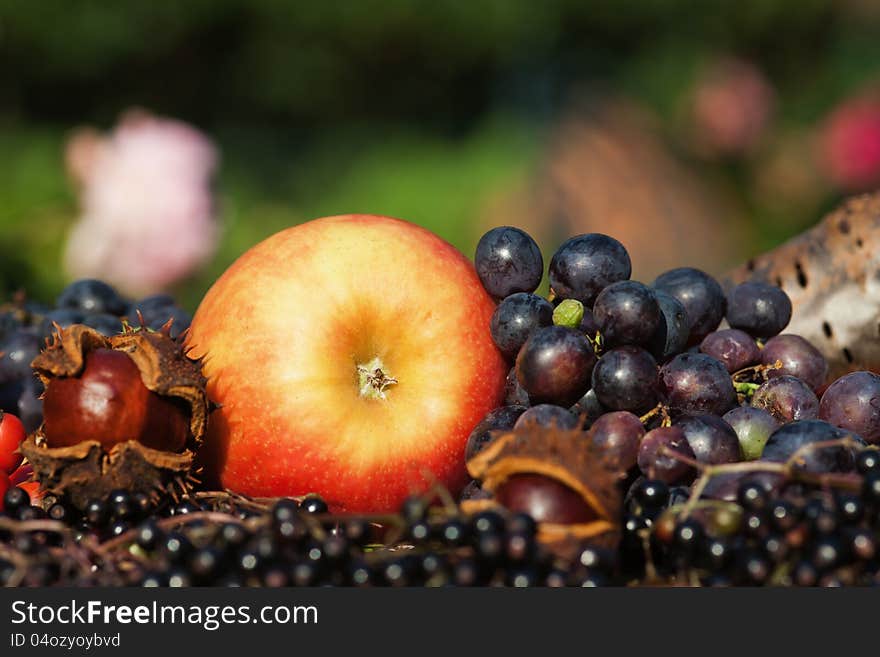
357,356,398,400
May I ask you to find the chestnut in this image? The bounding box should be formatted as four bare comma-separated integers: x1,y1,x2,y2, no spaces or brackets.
42,348,190,452
495,473,599,525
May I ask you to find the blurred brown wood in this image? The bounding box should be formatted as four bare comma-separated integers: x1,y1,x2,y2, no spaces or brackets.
480,99,748,282
727,192,880,380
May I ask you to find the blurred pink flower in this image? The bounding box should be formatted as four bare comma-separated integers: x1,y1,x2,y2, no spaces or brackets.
820,94,880,191
690,58,776,157
64,110,220,296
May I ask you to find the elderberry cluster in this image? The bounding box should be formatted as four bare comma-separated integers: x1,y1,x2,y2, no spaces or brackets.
0,489,615,587
619,461,880,586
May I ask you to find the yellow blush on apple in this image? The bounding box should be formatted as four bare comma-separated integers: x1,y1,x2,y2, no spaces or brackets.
186,214,507,513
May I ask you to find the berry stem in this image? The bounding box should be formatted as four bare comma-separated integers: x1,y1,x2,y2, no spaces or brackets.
662,436,866,522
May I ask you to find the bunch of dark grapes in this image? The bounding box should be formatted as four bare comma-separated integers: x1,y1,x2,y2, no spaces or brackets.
0,279,192,433
471,225,880,586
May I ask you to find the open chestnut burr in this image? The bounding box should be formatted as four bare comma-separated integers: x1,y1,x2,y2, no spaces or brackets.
20,323,209,510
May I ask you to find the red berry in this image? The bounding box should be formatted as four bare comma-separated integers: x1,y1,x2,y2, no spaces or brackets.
0,412,26,474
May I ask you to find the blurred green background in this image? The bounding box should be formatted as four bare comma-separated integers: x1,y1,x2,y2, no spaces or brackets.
3,0,880,310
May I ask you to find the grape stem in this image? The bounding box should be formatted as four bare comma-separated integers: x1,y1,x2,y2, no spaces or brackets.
659,436,864,520
734,381,760,398
731,359,783,383
639,403,671,428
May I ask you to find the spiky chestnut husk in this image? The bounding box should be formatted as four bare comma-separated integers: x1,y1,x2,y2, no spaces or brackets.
461,425,625,560
19,323,208,510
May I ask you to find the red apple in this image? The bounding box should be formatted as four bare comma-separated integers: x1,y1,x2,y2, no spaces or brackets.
187,214,507,512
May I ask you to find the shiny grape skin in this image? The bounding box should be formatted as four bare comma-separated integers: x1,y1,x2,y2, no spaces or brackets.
652,267,726,346
465,406,527,461
637,426,696,484
722,406,781,460
819,371,880,444
592,281,663,348
56,278,128,316
503,367,530,406
513,404,580,431
589,411,645,470
751,375,819,423
515,326,596,406
0,330,42,383
591,346,659,414
761,420,861,473
659,353,737,417
675,414,741,465
760,334,828,393
701,471,783,502
699,329,760,374
649,290,689,362
548,233,632,306
579,308,600,338
489,293,554,360
726,281,792,339
570,388,607,430
474,226,544,299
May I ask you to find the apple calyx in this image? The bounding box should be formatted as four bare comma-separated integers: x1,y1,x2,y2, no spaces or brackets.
357,356,398,401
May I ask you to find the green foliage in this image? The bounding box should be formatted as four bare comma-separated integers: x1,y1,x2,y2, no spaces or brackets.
2,0,880,308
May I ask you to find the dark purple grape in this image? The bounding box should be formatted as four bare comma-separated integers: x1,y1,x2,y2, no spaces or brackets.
760,334,828,392
56,278,127,315
722,406,781,460
549,234,631,306
465,405,527,461
82,313,124,336
649,290,688,361
699,329,759,373
129,297,192,338
503,367,530,406
0,311,20,344
0,330,41,413
592,281,662,348
579,308,600,338
675,414,741,465
652,267,725,345
39,308,85,340
589,411,645,470
0,330,41,383
659,353,737,417
701,471,782,502
475,226,544,298
128,294,176,319
591,346,658,413
16,378,44,433
513,404,579,431
819,371,880,444
570,388,606,429
516,326,596,406
489,293,553,360
762,420,859,473
751,375,819,423
637,426,696,484
726,281,792,339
